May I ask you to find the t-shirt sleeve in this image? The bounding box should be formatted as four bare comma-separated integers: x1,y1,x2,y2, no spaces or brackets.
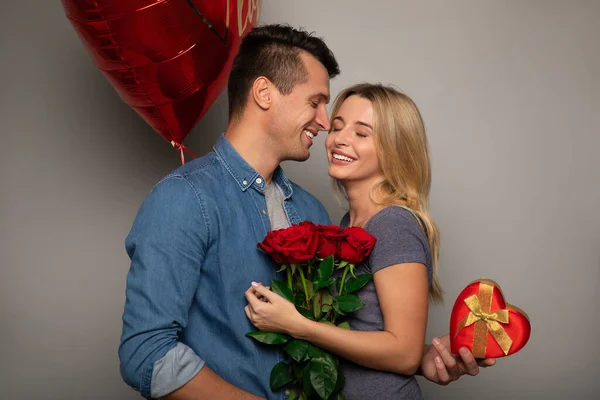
366,207,432,284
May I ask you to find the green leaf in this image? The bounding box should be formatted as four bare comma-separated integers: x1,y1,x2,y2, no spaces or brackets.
317,256,334,282
270,361,292,391
334,295,365,313
332,302,346,317
271,279,294,302
349,264,357,279
312,292,322,320
294,292,306,306
308,357,337,400
321,291,333,306
306,280,314,298
334,370,346,393
285,340,310,363
302,364,316,398
246,331,290,345
287,388,300,400
276,263,288,272
337,321,351,330
337,260,349,270
315,277,335,291
292,361,305,379
344,274,373,294
323,351,338,368
307,342,325,359
321,304,332,314
296,306,314,320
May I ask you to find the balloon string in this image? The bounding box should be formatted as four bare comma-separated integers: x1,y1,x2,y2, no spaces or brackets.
171,141,197,165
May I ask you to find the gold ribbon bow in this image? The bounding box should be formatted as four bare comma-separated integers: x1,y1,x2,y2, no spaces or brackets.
456,282,513,357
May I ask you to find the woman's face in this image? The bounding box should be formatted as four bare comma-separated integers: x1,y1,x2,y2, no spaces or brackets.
325,95,382,184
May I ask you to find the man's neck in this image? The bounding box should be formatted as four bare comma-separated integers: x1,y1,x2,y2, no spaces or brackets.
224,120,280,185
344,178,386,228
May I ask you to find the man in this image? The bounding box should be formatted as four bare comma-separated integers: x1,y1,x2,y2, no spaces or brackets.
119,24,494,400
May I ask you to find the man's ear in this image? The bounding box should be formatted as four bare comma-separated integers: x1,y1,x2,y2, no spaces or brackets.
251,77,272,111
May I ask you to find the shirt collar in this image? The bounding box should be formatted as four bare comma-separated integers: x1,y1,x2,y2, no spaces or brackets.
273,165,293,199
213,134,293,198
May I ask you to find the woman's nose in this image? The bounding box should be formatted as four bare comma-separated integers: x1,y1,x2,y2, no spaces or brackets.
333,128,350,146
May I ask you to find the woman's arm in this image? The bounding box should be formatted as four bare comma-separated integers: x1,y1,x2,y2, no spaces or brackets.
245,262,428,375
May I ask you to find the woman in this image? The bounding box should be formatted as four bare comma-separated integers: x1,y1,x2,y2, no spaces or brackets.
245,83,442,399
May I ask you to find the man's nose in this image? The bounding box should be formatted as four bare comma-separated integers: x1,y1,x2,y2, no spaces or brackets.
316,105,330,131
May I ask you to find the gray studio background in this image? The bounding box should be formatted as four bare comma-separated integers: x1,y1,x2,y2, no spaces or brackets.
1,1,599,399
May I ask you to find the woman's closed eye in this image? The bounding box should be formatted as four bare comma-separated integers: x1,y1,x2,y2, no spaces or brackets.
331,123,344,132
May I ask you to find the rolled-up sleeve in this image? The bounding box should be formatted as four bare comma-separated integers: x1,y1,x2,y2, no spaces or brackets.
151,342,205,398
118,175,210,398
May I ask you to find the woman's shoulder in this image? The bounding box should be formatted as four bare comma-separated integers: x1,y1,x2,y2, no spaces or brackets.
364,206,431,275
338,206,424,238
366,206,424,234
339,211,350,228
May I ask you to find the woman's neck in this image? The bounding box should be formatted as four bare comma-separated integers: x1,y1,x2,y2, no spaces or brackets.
343,179,386,228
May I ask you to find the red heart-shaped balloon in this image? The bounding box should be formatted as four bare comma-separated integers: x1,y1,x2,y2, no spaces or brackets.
450,279,531,358
61,0,260,148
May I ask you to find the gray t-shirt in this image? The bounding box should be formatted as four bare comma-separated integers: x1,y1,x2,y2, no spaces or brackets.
264,183,290,230
337,206,432,400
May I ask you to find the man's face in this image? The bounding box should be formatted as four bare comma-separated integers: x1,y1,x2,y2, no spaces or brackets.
270,52,331,162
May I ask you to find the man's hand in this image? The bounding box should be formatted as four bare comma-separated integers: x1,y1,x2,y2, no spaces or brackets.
420,334,496,385
165,367,265,400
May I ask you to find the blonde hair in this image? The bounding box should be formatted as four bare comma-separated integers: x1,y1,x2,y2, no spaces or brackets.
330,83,443,303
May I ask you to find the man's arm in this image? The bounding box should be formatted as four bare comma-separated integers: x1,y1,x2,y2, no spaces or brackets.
118,176,261,399
418,334,497,385
164,368,263,400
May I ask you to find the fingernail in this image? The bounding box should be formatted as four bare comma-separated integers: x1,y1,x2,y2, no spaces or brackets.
435,356,442,364
460,347,469,356
432,338,440,345
251,281,259,287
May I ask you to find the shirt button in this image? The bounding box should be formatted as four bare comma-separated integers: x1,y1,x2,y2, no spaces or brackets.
262,209,267,215
242,180,248,185
256,178,263,184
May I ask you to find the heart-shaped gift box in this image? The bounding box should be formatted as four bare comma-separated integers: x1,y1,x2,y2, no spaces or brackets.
450,279,531,358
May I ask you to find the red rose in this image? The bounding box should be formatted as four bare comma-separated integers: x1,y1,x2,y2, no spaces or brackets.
337,227,377,264
316,225,346,258
258,221,319,264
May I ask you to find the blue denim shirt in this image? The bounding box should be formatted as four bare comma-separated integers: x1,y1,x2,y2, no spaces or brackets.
119,134,331,399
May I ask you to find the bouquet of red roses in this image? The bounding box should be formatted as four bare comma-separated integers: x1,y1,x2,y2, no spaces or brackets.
247,221,377,400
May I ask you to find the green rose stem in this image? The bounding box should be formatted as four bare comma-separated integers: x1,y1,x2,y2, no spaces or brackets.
338,264,352,297
298,268,310,307
286,266,293,290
